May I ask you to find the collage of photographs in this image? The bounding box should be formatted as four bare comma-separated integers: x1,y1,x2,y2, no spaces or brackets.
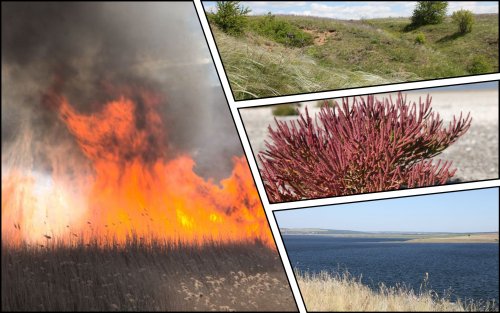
1,1,498,312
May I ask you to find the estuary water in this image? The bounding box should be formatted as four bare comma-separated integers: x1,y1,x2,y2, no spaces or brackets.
283,235,499,306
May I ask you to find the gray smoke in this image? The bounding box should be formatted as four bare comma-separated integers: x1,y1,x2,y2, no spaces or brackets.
1,2,242,180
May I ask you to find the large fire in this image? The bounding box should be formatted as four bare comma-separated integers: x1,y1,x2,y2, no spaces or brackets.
2,85,272,247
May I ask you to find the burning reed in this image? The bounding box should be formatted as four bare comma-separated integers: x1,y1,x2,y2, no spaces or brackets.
2,85,271,247
2,2,271,247
1,3,294,311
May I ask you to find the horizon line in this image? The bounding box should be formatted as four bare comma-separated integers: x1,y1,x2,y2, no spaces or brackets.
280,227,499,234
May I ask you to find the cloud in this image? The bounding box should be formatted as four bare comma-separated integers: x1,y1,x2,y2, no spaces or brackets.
308,3,397,19
448,1,499,14
244,1,308,15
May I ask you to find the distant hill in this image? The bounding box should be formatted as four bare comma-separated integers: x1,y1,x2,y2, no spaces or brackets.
208,13,498,100
280,228,367,235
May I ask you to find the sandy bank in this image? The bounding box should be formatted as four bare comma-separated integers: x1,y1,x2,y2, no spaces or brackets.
405,233,499,243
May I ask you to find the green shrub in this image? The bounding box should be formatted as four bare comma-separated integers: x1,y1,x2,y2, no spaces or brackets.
468,56,492,74
415,32,426,44
316,99,339,108
212,1,250,36
411,1,448,26
452,9,474,34
272,104,300,116
250,13,314,47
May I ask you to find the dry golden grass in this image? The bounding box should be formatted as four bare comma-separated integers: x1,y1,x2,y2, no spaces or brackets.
1,238,297,311
296,270,495,312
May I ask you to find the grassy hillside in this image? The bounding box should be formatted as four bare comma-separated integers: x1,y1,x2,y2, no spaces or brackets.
296,270,495,311
209,14,498,100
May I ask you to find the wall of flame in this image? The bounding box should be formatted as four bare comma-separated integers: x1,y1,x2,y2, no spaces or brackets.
2,86,272,247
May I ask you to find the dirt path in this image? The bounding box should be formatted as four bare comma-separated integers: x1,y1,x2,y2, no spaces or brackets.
239,89,499,183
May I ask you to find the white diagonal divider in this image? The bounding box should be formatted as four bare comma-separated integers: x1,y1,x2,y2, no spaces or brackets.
231,73,500,109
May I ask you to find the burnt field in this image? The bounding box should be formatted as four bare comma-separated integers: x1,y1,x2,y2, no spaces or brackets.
1,239,296,311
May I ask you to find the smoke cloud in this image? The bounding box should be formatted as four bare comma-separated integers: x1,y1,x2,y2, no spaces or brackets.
1,2,241,180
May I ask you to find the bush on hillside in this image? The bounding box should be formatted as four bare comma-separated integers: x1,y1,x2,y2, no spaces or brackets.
415,32,426,44
259,93,471,202
272,103,300,116
251,13,314,47
468,56,492,74
452,9,475,34
316,99,339,108
211,1,250,36
411,1,448,26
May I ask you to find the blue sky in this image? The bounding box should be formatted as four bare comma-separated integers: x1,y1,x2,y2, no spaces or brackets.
204,2,498,20
274,188,499,232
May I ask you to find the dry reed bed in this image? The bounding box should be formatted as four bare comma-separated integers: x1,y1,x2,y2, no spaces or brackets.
296,270,497,312
1,239,296,311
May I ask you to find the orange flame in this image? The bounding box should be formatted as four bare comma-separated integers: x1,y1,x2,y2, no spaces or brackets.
2,86,272,247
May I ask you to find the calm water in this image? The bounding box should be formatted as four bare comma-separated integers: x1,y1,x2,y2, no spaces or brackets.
284,235,499,305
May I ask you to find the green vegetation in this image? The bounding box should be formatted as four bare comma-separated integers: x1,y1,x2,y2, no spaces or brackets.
210,1,250,36
468,55,492,74
209,11,498,100
414,32,426,44
271,103,300,116
452,9,475,34
249,13,313,47
411,1,449,26
316,99,339,108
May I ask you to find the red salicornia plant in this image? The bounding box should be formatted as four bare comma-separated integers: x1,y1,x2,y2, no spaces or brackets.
258,93,471,202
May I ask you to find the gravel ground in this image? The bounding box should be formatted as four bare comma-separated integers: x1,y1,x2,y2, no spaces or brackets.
239,89,499,183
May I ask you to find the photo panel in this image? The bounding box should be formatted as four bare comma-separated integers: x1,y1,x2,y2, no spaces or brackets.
238,81,499,204
1,2,298,311
273,187,499,312
201,1,499,101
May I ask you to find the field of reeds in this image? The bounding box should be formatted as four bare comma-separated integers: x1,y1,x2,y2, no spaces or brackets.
296,270,497,312
1,238,296,311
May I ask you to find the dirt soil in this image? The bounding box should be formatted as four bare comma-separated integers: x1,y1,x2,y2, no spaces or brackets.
302,28,337,46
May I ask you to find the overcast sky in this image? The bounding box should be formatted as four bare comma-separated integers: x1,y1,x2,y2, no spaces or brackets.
274,188,499,233
204,1,498,20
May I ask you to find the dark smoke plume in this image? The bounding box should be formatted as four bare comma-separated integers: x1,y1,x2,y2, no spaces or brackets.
2,2,240,180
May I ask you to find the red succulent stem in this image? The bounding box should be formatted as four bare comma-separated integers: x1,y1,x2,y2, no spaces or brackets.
259,93,472,202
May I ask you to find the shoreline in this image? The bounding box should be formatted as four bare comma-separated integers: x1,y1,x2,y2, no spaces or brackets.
281,232,500,243
404,234,499,244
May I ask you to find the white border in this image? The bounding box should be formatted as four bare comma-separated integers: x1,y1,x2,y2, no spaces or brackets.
194,2,500,311
233,74,500,108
